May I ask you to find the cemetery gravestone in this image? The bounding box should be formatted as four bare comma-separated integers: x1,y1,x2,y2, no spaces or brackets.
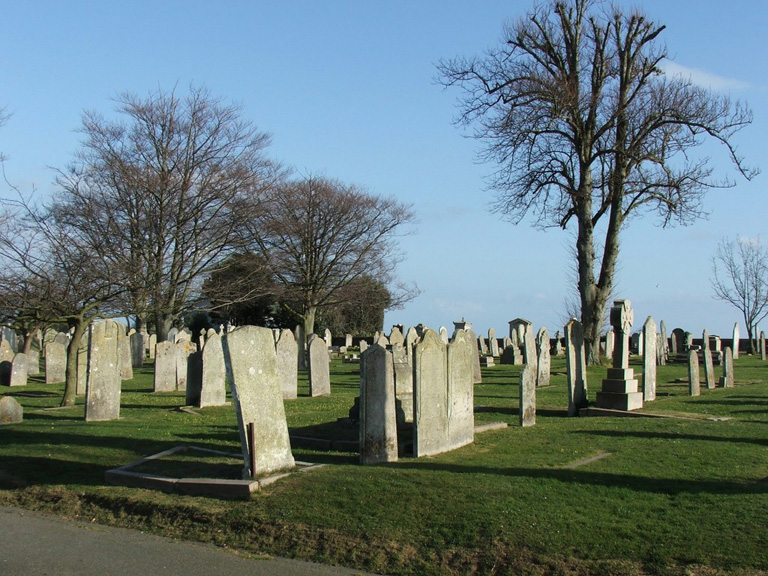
345,333,353,348
359,343,398,464
447,330,475,450
130,332,144,368
565,319,587,416
200,332,227,407
719,347,734,388
519,363,536,427
275,329,298,400
185,351,204,406
85,320,122,422
153,341,177,392
642,317,657,401
439,326,449,344
413,330,449,457
324,328,332,349
148,334,157,359
604,329,615,360
760,331,766,361
488,327,499,357
167,327,179,343
76,332,89,395
0,396,23,424
308,334,331,396
688,350,700,396
392,343,413,421
359,339,368,354
478,335,488,356
659,321,668,365
175,341,197,391
732,323,740,359
45,341,67,384
10,353,28,387
466,327,482,384
119,330,133,380
389,326,405,348
670,328,685,356
535,327,550,388
596,300,643,411
222,326,295,478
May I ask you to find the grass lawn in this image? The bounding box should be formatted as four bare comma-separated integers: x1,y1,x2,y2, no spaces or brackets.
1,352,767,575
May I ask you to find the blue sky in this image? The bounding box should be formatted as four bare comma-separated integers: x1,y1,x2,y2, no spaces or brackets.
1,1,765,339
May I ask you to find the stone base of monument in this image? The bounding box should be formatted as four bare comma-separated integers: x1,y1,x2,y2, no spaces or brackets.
595,368,644,411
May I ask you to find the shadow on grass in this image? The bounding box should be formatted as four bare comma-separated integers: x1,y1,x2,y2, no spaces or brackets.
0,456,115,487
575,429,768,447
690,399,768,406
392,461,768,496
2,390,61,398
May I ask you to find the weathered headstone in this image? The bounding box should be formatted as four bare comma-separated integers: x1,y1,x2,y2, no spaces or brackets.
175,340,197,391
760,331,766,361
27,348,40,375
642,317,657,401
345,333,353,348
148,334,157,359
167,327,179,343
554,331,564,356
359,343,398,464
85,320,122,422
130,332,144,368
596,300,643,411
659,321,668,365
466,327,482,384
389,326,405,348
153,341,176,392
222,326,295,478
564,319,587,416
323,328,332,349
488,327,499,357
10,353,28,387
275,329,298,400
670,328,685,355
308,334,331,396
732,323,740,359
405,326,418,365
200,332,227,407
703,346,715,390
535,327,550,388
184,351,204,406
604,329,615,360
76,331,89,395
478,335,489,356
438,326,449,344
719,347,734,388
0,396,23,424
446,330,475,449
45,341,67,384
359,339,368,354
118,330,133,380
413,330,448,457
519,363,536,427
392,342,413,421
687,350,700,396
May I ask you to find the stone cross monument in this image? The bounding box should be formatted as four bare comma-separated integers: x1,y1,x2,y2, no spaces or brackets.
596,299,643,411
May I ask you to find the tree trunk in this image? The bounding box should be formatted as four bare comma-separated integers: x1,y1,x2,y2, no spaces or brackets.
61,319,87,407
22,330,36,354
575,197,602,364
155,313,174,342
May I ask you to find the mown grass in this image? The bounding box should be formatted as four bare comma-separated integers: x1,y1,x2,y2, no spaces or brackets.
1,353,767,575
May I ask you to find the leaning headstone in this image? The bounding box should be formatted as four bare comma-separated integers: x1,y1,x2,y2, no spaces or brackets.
130,332,144,368
719,347,734,388
413,330,449,457
85,320,122,422
535,327,550,388
687,350,700,397
359,343,398,464
596,300,642,411
0,396,23,424
564,319,588,416
9,353,28,387
519,363,536,427
308,334,331,396
642,317,656,401
199,332,227,407
118,330,133,380
392,343,413,421
76,331,89,395
222,326,295,478
703,346,715,390
732,323,740,359
447,330,475,449
478,335,489,356
275,329,298,400
45,341,67,384
153,341,177,392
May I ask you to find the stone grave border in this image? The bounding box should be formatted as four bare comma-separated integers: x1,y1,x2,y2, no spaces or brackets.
105,445,323,500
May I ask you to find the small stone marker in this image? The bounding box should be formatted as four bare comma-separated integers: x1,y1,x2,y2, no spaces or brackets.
85,320,122,422
359,343,398,464
345,333,353,348
222,325,295,478
275,329,298,400
732,323,740,359
535,327,550,387
688,350,700,396
153,341,176,392
488,327,499,357
308,334,331,396
642,317,656,401
719,347,734,388
10,353,28,387
519,363,536,427
565,319,587,416
45,341,67,384
0,396,22,424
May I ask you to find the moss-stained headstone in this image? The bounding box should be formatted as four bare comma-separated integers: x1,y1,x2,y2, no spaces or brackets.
719,347,734,388
85,320,122,422
0,396,22,424
447,329,475,449
223,325,295,478
519,363,536,427
10,353,27,387
535,327,550,388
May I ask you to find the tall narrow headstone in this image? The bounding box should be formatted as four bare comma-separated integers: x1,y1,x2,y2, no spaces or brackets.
760,331,766,361
488,327,499,357
175,340,197,391
200,332,227,407
275,329,298,400
153,341,176,392
604,329,615,360
438,326,449,344
85,320,122,422
719,347,734,388
45,341,67,384
118,330,133,380
76,331,89,395
130,332,144,368
345,333,353,348
389,326,405,348
687,350,700,396
564,319,587,416
447,330,474,450
466,327,482,384
535,327,550,388
222,326,295,478
392,343,413,421
185,351,204,405
732,323,740,359
405,326,418,365
519,363,536,427
308,334,331,396
27,348,40,375
323,328,332,349
659,321,668,365
703,346,715,390
359,343,398,464
413,330,449,457
148,334,157,359
9,353,28,387
642,317,656,401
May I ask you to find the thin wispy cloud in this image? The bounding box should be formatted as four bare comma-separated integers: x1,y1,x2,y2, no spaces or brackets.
661,61,751,91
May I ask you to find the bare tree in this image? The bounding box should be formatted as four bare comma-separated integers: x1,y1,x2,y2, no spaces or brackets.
55,85,281,341
243,174,416,363
0,195,126,406
438,0,755,362
711,237,768,354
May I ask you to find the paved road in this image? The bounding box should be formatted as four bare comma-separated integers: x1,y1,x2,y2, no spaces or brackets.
1,505,377,576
